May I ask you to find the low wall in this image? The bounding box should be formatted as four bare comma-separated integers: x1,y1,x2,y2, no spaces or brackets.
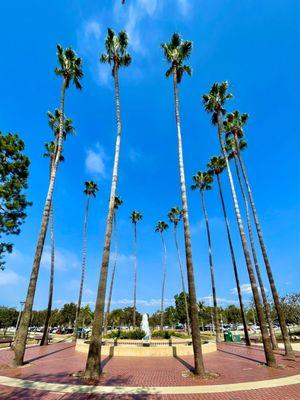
75,339,216,357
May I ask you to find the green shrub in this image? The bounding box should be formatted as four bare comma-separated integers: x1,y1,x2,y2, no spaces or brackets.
103,329,145,340
152,330,175,339
172,331,191,339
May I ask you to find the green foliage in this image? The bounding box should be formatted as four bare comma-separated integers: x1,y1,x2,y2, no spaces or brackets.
107,307,142,327
175,292,190,324
167,206,183,226
223,304,241,324
0,132,31,269
191,171,213,191
202,81,233,125
207,156,226,176
78,304,93,327
155,220,169,233
55,45,83,90
84,181,98,197
100,28,132,73
152,329,174,339
161,33,192,83
130,210,143,224
279,294,300,325
0,306,18,331
103,329,145,340
60,302,77,326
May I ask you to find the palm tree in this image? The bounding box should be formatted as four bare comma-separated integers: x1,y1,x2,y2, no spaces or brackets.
130,210,143,328
225,131,278,350
202,81,276,368
13,45,83,367
224,110,294,358
168,207,190,335
162,33,205,376
207,155,251,346
40,112,74,347
84,29,131,379
155,221,169,332
191,171,221,343
73,181,98,343
104,195,123,334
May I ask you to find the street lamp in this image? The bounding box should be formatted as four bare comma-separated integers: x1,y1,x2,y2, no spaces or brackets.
14,301,25,339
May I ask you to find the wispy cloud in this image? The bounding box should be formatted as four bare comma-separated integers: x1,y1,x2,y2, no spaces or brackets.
177,0,192,16
85,143,108,178
200,295,238,306
111,298,174,307
0,270,21,286
230,283,268,296
41,246,80,272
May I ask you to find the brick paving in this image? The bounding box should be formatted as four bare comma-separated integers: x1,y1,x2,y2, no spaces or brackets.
0,342,299,399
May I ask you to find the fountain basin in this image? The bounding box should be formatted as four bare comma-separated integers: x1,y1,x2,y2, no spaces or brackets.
75,339,216,357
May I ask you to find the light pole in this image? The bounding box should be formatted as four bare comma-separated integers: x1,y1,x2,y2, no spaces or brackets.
14,301,25,339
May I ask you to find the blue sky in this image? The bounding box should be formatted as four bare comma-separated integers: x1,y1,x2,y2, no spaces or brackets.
0,0,299,314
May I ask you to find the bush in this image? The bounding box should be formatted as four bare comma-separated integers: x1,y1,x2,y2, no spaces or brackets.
152,330,175,339
172,331,191,339
103,329,145,340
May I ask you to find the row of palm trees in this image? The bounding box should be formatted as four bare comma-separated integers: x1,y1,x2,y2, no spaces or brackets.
13,27,293,381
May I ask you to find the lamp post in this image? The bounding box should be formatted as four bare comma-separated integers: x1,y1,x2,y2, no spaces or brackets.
14,301,25,339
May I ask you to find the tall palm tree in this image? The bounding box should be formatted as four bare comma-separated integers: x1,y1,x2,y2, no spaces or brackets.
191,171,221,343
207,155,251,346
73,181,98,343
13,45,83,367
168,206,190,335
162,33,205,376
40,112,74,347
202,81,276,368
130,210,143,328
104,195,123,334
84,29,131,379
155,220,169,332
225,110,293,358
225,132,278,350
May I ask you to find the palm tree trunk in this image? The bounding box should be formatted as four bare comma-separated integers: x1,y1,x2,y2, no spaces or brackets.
13,78,67,367
84,64,122,379
199,190,221,343
160,231,167,332
104,214,118,335
216,173,251,346
40,204,55,346
73,195,91,343
217,113,276,368
233,157,278,350
236,150,294,358
133,223,137,329
172,70,205,376
174,224,191,335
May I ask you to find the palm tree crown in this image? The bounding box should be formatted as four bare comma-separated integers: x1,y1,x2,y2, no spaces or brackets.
55,45,83,89
161,33,192,83
223,110,249,140
155,221,169,233
47,109,75,140
168,206,183,227
114,195,123,210
202,81,233,125
43,141,65,162
84,181,98,197
130,210,143,224
191,171,213,191
100,28,131,72
207,156,226,176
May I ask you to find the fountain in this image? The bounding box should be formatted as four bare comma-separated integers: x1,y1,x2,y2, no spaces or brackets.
140,313,151,345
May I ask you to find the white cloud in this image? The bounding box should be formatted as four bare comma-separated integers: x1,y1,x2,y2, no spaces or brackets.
0,270,21,286
138,0,158,16
128,147,141,163
41,246,80,272
200,295,238,306
230,283,252,295
84,288,94,297
83,20,101,40
85,143,107,178
177,0,191,16
111,298,174,307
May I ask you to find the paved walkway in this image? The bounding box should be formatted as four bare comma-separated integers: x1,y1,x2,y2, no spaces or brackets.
0,342,299,399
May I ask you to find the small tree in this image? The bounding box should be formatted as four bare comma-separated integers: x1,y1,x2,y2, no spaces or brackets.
0,132,31,269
